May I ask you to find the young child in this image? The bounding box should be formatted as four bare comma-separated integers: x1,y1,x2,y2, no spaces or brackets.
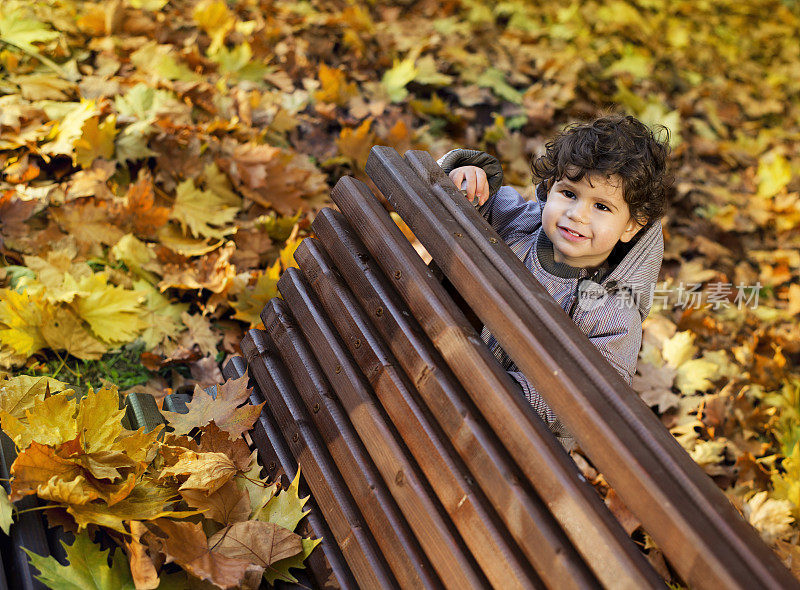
437,114,671,449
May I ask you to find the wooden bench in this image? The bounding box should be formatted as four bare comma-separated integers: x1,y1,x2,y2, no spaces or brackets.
233,146,797,589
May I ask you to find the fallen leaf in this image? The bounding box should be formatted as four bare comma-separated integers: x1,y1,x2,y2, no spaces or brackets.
25,532,136,590
208,520,302,568
162,374,263,439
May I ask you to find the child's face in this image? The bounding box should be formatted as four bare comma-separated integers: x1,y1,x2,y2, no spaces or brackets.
541,172,643,270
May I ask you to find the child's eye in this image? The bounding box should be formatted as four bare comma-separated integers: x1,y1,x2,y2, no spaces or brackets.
562,190,576,199
596,203,611,211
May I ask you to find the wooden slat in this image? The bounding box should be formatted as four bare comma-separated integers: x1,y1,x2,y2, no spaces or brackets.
294,237,556,589
240,330,395,590
365,145,798,590
276,269,490,590
221,356,284,485
261,300,440,589
222,355,357,590
310,207,642,586
328,175,663,589
0,432,50,590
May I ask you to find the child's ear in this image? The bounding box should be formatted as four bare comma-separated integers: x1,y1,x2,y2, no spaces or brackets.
620,217,645,242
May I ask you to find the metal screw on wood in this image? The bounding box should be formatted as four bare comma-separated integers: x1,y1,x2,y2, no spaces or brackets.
335,364,342,373
454,232,463,237
313,403,320,413
292,433,299,442
375,307,383,316
354,339,361,348
489,237,498,243
394,270,402,279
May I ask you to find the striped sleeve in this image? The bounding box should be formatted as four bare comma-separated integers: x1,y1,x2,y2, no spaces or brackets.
479,186,543,243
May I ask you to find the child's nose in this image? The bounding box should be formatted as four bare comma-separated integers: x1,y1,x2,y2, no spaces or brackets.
567,201,591,222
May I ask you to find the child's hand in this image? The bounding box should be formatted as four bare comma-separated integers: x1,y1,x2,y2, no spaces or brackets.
448,166,491,207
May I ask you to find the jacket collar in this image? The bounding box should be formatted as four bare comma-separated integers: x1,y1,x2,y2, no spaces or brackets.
535,230,611,282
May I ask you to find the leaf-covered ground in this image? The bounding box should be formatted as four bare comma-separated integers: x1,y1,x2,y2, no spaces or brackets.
1,0,799,585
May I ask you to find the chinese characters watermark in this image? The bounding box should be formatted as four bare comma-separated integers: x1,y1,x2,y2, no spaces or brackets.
576,281,762,311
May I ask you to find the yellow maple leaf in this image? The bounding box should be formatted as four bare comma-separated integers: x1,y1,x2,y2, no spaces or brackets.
336,117,375,170
170,179,239,240
675,358,719,394
73,115,117,168
75,385,126,454
0,375,71,419
661,330,697,369
314,63,358,106
110,234,160,284
0,390,77,450
36,474,99,505
74,273,146,344
230,261,280,328
40,99,99,157
757,150,793,199
0,288,47,356
192,0,235,55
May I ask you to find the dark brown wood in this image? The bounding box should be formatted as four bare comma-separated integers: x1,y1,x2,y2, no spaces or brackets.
0,432,50,590
240,330,396,590
315,199,660,589
306,209,651,587
277,268,490,590
363,145,797,590
294,237,558,589
261,298,444,589
222,356,358,590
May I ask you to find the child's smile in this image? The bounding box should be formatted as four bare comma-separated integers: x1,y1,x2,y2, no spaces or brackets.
541,173,643,270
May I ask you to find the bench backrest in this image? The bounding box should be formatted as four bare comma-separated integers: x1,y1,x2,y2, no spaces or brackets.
235,146,796,589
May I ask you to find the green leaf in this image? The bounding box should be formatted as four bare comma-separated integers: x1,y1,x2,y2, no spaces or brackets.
0,487,12,535
257,466,310,531
382,51,419,103
24,532,136,590
263,537,321,584
475,67,523,104
0,2,60,52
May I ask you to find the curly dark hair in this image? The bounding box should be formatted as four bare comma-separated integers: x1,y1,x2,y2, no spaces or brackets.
531,115,671,226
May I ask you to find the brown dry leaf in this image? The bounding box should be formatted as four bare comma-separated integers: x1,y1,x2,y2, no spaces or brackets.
162,373,263,439
161,449,237,494
0,190,37,239
116,172,170,239
51,198,125,249
605,488,641,536
195,422,254,472
41,305,107,360
122,521,160,590
209,520,302,568
181,312,221,357
153,519,260,589
190,356,224,389
632,361,679,412
158,242,236,293
181,479,251,524
221,142,328,215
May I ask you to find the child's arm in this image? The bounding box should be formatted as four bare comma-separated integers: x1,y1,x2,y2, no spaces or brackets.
437,149,543,243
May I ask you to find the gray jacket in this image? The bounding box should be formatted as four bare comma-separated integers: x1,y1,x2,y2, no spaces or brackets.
437,149,664,448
